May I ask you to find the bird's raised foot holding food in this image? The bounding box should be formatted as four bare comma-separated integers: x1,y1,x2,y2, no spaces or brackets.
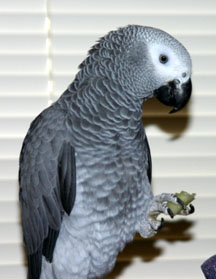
138,192,195,238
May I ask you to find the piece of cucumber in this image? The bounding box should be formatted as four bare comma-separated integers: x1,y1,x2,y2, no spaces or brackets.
167,191,196,216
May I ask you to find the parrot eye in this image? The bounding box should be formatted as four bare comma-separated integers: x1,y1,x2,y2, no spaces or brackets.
159,54,168,64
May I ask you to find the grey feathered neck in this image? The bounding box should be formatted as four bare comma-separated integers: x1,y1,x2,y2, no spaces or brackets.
56,26,147,149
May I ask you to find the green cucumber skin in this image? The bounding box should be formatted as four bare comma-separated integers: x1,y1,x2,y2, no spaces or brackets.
167,191,196,216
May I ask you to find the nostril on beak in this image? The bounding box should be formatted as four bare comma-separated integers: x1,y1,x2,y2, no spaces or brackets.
182,72,187,78
174,79,180,85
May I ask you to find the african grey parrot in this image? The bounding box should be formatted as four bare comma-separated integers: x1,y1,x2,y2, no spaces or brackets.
19,25,194,279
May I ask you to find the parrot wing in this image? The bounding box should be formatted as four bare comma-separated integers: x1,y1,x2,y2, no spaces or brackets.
19,107,76,279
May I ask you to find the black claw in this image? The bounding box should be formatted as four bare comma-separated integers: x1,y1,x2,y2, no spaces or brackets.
176,197,186,209
158,218,165,230
167,208,174,219
189,204,195,214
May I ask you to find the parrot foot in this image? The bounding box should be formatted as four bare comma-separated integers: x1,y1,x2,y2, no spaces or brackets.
138,193,193,238
148,193,184,219
154,192,195,216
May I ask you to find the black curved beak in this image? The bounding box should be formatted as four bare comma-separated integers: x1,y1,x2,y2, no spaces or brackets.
153,78,192,113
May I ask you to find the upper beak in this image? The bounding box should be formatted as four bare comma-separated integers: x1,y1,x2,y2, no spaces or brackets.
153,78,192,113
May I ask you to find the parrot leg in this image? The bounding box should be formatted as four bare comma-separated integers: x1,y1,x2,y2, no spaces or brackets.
137,193,193,238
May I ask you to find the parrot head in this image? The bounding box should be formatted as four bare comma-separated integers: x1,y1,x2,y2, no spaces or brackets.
80,25,192,113
117,25,192,113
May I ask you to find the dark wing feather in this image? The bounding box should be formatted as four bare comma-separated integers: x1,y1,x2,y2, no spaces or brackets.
19,107,76,279
42,228,59,262
27,246,42,279
58,143,76,215
144,135,152,183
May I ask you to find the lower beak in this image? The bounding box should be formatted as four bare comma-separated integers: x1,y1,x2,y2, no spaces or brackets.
153,78,192,113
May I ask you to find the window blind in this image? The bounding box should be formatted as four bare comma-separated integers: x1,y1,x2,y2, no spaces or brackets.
1,0,216,278
0,0,49,278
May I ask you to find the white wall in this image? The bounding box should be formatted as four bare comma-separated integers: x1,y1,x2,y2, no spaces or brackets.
0,0,216,278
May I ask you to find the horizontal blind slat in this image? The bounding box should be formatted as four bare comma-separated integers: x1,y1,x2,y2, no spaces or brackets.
0,202,19,222
0,223,22,243
0,96,48,116
0,0,45,12
50,0,216,13
152,175,216,196
0,14,46,32
0,34,47,53
0,180,18,201
51,14,216,33
0,265,26,279
0,55,47,74
152,156,216,176
0,75,48,95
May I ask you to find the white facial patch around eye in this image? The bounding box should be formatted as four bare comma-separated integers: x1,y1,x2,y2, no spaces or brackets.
148,43,182,82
